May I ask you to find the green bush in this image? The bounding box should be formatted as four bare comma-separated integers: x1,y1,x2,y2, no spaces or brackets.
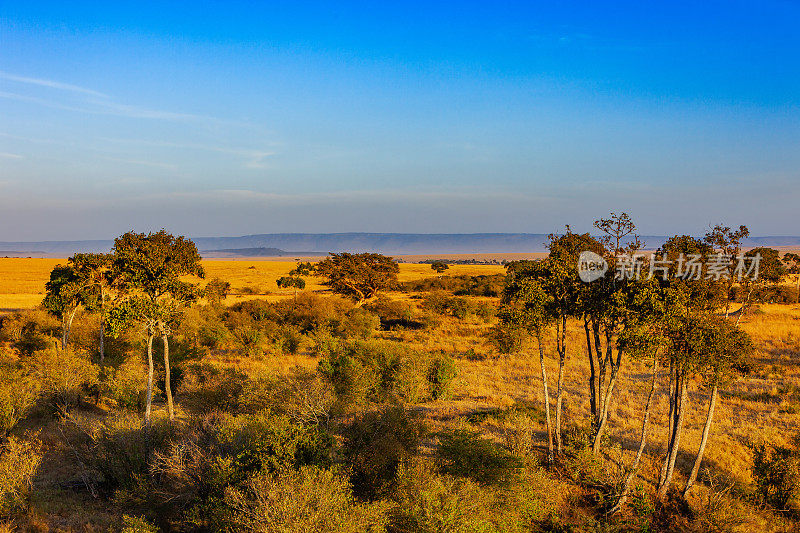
435,429,522,486
103,355,147,411
216,411,334,476
224,310,265,357
363,297,421,330
318,340,457,409
342,406,425,499
751,441,800,511
391,459,496,533
120,515,159,533
80,413,179,496
487,323,526,354
338,308,381,338
241,369,335,425
0,438,41,518
224,466,389,533
427,353,457,400
0,366,39,437
179,362,247,414
276,326,304,354
31,347,100,412
0,309,59,356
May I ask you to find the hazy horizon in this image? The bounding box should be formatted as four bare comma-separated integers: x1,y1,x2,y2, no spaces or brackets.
2,1,798,240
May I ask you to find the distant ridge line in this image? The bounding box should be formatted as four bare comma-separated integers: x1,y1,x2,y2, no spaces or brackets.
0,233,798,258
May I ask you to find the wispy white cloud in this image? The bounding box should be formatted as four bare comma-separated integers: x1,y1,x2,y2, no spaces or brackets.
100,156,178,170
0,152,22,159
101,138,276,168
0,70,108,98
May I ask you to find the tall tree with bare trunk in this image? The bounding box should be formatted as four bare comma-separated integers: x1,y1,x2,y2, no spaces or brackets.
109,230,204,426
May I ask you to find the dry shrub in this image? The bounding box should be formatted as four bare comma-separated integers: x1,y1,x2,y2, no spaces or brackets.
0,309,59,356
501,411,537,457
434,429,522,486
318,339,457,410
0,437,42,518
180,362,247,414
0,367,39,437
392,459,496,533
120,514,159,533
392,458,561,533
241,368,335,425
30,347,99,412
104,355,147,411
225,466,389,533
751,439,800,512
342,406,425,499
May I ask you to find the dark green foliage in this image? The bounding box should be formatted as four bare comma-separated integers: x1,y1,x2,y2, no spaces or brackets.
430,261,449,274
427,353,457,400
83,414,180,496
434,429,522,486
400,274,504,297
203,278,231,306
339,308,381,338
180,362,247,414
342,406,425,499
317,339,456,409
0,309,60,355
422,291,494,321
216,411,334,476
751,440,800,511
487,323,526,354
730,284,799,304
314,252,400,304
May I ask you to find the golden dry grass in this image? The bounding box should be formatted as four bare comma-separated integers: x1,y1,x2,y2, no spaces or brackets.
0,257,505,311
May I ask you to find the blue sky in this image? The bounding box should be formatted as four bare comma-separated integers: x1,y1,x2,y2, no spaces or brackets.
1,1,798,240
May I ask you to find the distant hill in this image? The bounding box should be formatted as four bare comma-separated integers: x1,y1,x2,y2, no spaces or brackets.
201,247,328,258
0,233,798,258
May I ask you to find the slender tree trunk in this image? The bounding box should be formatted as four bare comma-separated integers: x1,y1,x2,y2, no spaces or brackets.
585,318,598,424
610,354,659,514
555,313,567,455
659,370,687,498
163,334,174,421
735,286,754,326
796,274,800,304
538,332,554,466
592,346,623,455
99,290,105,363
99,319,105,363
683,379,719,497
63,307,78,349
594,321,606,424
145,333,154,428
659,361,676,487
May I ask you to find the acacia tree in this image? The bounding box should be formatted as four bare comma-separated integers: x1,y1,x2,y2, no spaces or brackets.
43,265,84,349
586,213,643,454
314,253,399,306
654,312,753,498
499,260,556,465
682,317,753,497
546,229,601,454
276,261,313,303
783,252,800,303
430,261,449,275
608,281,673,513
110,230,204,425
736,247,786,324
70,253,115,362
703,224,749,318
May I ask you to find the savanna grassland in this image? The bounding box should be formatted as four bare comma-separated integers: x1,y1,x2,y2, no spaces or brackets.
2,247,800,532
